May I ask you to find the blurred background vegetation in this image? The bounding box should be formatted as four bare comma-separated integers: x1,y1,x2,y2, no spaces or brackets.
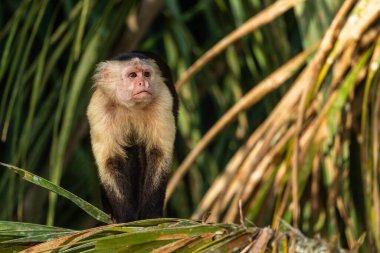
0,0,379,252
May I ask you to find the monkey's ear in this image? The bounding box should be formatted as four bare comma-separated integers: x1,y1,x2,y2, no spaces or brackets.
93,62,112,84
96,62,109,75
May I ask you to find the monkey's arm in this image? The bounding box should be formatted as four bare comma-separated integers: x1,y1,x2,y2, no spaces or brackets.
138,147,171,219
102,154,142,222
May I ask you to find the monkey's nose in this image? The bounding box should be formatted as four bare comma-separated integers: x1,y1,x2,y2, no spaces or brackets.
138,81,149,87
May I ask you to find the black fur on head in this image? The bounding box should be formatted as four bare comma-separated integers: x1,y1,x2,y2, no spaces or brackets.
112,51,178,121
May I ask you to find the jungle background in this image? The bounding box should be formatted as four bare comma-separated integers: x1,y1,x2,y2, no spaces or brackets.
0,0,379,252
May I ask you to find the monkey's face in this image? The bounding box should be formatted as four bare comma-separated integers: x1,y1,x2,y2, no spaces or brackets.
95,58,163,108
118,62,154,103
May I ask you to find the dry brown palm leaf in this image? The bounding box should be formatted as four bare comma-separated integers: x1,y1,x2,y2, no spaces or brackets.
192,0,379,229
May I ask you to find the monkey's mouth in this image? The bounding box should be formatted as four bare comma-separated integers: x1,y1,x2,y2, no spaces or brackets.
133,90,152,99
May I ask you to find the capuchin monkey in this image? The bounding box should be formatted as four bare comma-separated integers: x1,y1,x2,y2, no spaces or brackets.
87,52,178,223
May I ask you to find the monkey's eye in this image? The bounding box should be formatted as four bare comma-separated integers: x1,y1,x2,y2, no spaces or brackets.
144,71,151,78
128,72,137,78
